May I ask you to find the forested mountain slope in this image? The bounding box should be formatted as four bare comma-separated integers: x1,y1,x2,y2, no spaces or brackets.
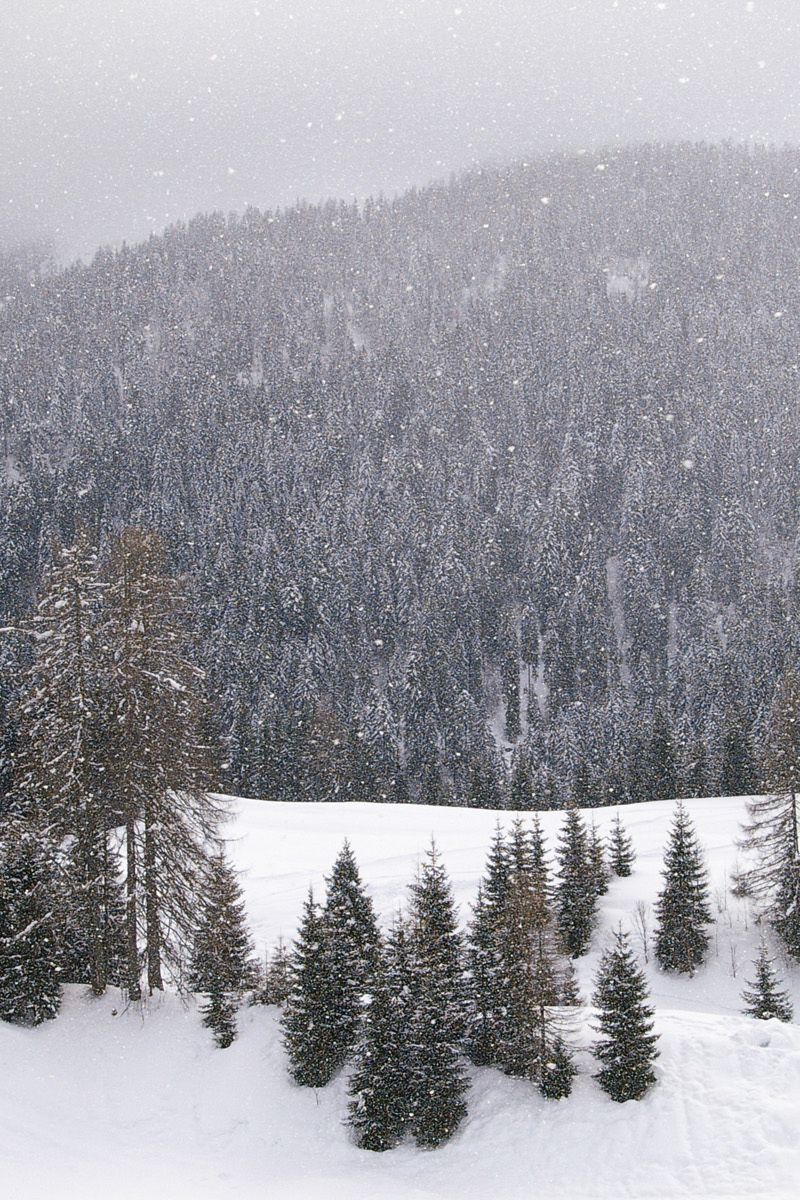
3,142,800,805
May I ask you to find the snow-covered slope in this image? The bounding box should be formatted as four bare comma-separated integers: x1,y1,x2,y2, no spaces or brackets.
3,795,799,1200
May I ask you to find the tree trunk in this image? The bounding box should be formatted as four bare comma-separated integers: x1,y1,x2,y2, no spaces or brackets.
125,814,141,1001
144,802,164,992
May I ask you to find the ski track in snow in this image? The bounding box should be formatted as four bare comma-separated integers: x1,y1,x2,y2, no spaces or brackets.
3,793,800,1200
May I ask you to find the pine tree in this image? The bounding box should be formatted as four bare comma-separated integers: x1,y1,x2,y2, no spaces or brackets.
282,888,339,1087
320,840,380,1069
608,811,636,877
188,849,256,1047
0,824,62,1026
593,928,659,1102
104,529,222,999
348,916,415,1152
738,669,800,958
654,801,712,975
555,805,597,957
407,843,469,1148
588,820,610,897
741,937,793,1022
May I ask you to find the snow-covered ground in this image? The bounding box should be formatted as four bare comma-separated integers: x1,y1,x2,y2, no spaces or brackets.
3,795,799,1200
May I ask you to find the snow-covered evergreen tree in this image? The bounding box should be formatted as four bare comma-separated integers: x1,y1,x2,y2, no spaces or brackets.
282,888,338,1087
554,805,597,957
188,849,256,1047
407,843,469,1148
540,1035,577,1100
348,916,415,1152
654,801,712,975
608,811,635,877
593,928,659,1102
0,824,62,1026
321,840,380,1068
741,937,793,1022
588,820,610,897
259,938,292,1006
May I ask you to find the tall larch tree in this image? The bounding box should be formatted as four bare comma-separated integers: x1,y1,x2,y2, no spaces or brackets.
104,529,221,999
13,530,117,996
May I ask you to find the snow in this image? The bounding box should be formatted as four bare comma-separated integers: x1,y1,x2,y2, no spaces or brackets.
3,793,800,1200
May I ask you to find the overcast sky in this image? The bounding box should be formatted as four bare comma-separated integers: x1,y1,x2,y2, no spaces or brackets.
2,0,798,262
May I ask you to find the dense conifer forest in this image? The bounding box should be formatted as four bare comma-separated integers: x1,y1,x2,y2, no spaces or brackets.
3,141,800,807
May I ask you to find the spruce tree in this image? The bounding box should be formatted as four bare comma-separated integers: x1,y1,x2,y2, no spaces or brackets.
321,840,380,1068
282,888,338,1087
593,929,659,1102
654,801,712,975
738,669,800,958
540,1035,577,1100
262,938,292,1005
555,805,597,957
588,820,610,897
465,825,510,1066
608,811,636,877
188,849,256,1047
407,843,469,1148
0,825,62,1026
348,916,415,1152
741,937,793,1022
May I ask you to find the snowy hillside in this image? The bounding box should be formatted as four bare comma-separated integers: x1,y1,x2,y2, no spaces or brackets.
3,795,799,1200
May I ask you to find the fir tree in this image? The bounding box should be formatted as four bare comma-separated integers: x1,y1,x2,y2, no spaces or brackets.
0,825,62,1026
608,811,636,877
654,801,712,975
593,928,659,1102
282,889,338,1087
188,849,256,1047
738,669,800,958
558,958,583,1007
348,916,415,1152
321,840,381,1068
555,805,597,957
741,937,793,1022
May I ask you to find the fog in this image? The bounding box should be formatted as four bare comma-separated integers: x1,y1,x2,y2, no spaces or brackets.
2,0,798,262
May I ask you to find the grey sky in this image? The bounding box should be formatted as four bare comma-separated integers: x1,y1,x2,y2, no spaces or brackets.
2,0,798,262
